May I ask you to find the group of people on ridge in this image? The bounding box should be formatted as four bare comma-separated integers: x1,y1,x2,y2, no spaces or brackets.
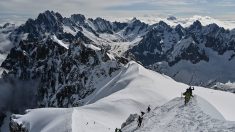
116,86,194,132
137,105,151,127
137,86,195,129
115,106,151,132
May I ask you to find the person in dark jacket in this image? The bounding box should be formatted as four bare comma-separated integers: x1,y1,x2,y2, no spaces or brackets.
147,105,151,113
183,86,194,105
137,115,143,127
183,90,191,105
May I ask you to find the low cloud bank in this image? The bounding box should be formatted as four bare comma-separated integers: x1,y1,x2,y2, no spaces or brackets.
0,78,39,114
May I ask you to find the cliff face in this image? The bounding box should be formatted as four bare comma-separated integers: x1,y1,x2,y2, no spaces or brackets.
1,38,126,108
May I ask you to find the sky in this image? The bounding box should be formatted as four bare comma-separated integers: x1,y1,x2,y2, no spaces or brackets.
0,0,235,23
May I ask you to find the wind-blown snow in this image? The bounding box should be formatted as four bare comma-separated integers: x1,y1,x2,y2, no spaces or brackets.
10,62,235,132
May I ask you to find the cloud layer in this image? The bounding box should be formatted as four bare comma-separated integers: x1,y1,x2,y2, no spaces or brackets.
0,0,234,22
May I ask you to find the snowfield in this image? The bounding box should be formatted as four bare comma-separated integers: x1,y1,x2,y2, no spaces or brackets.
11,108,73,132
10,61,235,132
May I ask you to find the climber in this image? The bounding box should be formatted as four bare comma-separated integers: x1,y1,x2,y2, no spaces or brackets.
137,115,143,127
183,87,194,105
147,105,151,113
183,90,191,105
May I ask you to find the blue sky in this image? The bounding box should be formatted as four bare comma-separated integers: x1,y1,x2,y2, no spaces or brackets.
0,0,235,22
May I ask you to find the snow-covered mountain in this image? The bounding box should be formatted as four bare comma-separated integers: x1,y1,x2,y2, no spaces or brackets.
2,10,234,88
8,62,235,132
1,35,129,108
130,20,235,86
1,10,235,131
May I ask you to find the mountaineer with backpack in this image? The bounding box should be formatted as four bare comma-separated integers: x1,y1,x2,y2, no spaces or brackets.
183,86,194,105
137,115,143,127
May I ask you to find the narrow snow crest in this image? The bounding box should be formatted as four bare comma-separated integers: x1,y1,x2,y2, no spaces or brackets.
122,96,235,132
197,96,225,120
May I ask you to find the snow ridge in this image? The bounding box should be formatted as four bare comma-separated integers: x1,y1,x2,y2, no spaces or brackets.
8,62,235,132
122,96,235,132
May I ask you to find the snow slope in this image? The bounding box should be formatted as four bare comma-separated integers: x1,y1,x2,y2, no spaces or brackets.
51,35,69,49
11,108,73,132
122,96,235,132
11,61,235,132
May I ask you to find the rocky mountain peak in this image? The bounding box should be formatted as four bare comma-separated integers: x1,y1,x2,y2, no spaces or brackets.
189,20,202,30
167,15,177,21
37,10,63,24
70,14,86,24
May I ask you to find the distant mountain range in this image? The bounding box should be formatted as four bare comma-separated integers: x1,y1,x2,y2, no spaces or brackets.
0,10,235,110
0,10,235,132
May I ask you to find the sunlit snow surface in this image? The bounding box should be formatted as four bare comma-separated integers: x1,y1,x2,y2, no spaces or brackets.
122,96,235,132
11,62,235,132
